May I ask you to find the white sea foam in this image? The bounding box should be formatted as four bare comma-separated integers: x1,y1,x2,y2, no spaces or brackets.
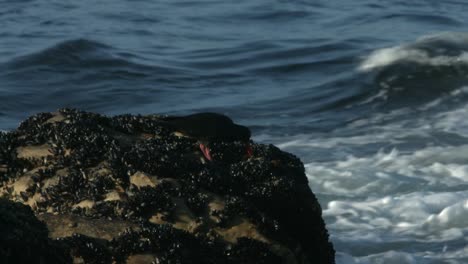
306,144,468,199
275,102,468,263
358,251,416,264
359,32,468,71
359,47,426,71
425,200,468,229
323,192,468,232
433,103,468,133
359,47,468,71
300,140,468,263
273,34,468,263
321,188,468,263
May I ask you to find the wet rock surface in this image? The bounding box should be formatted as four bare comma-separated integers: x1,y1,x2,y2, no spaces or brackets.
0,109,335,263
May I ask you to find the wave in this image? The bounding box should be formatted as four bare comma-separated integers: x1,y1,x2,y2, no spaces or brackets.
356,32,468,109
238,32,468,134
6,34,468,132
9,39,111,67
359,33,468,71
218,32,468,123
2,39,187,79
0,39,201,124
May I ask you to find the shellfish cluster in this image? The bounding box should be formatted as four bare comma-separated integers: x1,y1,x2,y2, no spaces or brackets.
0,109,334,263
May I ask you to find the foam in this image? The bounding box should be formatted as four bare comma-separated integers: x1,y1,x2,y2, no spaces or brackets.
433,103,468,134
306,145,468,198
359,39,468,71
324,192,467,229
335,252,359,264
302,142,468,263
359,251,416,264
425,200,468,229
360,46,427,71
347,243,468,264
270,33,468,264
293,130,468,263
273,34,468,263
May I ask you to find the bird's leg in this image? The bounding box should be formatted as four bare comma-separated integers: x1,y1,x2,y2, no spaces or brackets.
246,143,253,158
200,142,252,161
199,143,212,161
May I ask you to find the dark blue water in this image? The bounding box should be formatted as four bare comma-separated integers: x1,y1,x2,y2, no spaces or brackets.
2,1,468,263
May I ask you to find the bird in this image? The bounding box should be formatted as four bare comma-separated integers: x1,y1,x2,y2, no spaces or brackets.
161,113,253,161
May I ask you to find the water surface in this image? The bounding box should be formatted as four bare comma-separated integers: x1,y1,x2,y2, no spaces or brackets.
1,1,468,263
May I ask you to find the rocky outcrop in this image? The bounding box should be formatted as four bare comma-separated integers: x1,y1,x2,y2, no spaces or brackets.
0,109,335,263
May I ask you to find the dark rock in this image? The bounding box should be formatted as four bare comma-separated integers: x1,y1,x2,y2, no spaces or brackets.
0,198,70,263
0,109,335,263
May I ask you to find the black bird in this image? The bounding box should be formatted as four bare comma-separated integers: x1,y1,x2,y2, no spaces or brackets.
162,113,252,161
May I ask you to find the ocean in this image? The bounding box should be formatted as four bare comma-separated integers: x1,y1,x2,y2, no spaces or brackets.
1,0,467,263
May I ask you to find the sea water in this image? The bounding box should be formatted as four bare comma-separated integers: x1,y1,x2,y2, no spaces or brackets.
1,1,467,263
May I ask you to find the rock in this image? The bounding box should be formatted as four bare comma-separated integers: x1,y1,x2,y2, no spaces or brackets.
0,109,335,263
0,198,70,263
